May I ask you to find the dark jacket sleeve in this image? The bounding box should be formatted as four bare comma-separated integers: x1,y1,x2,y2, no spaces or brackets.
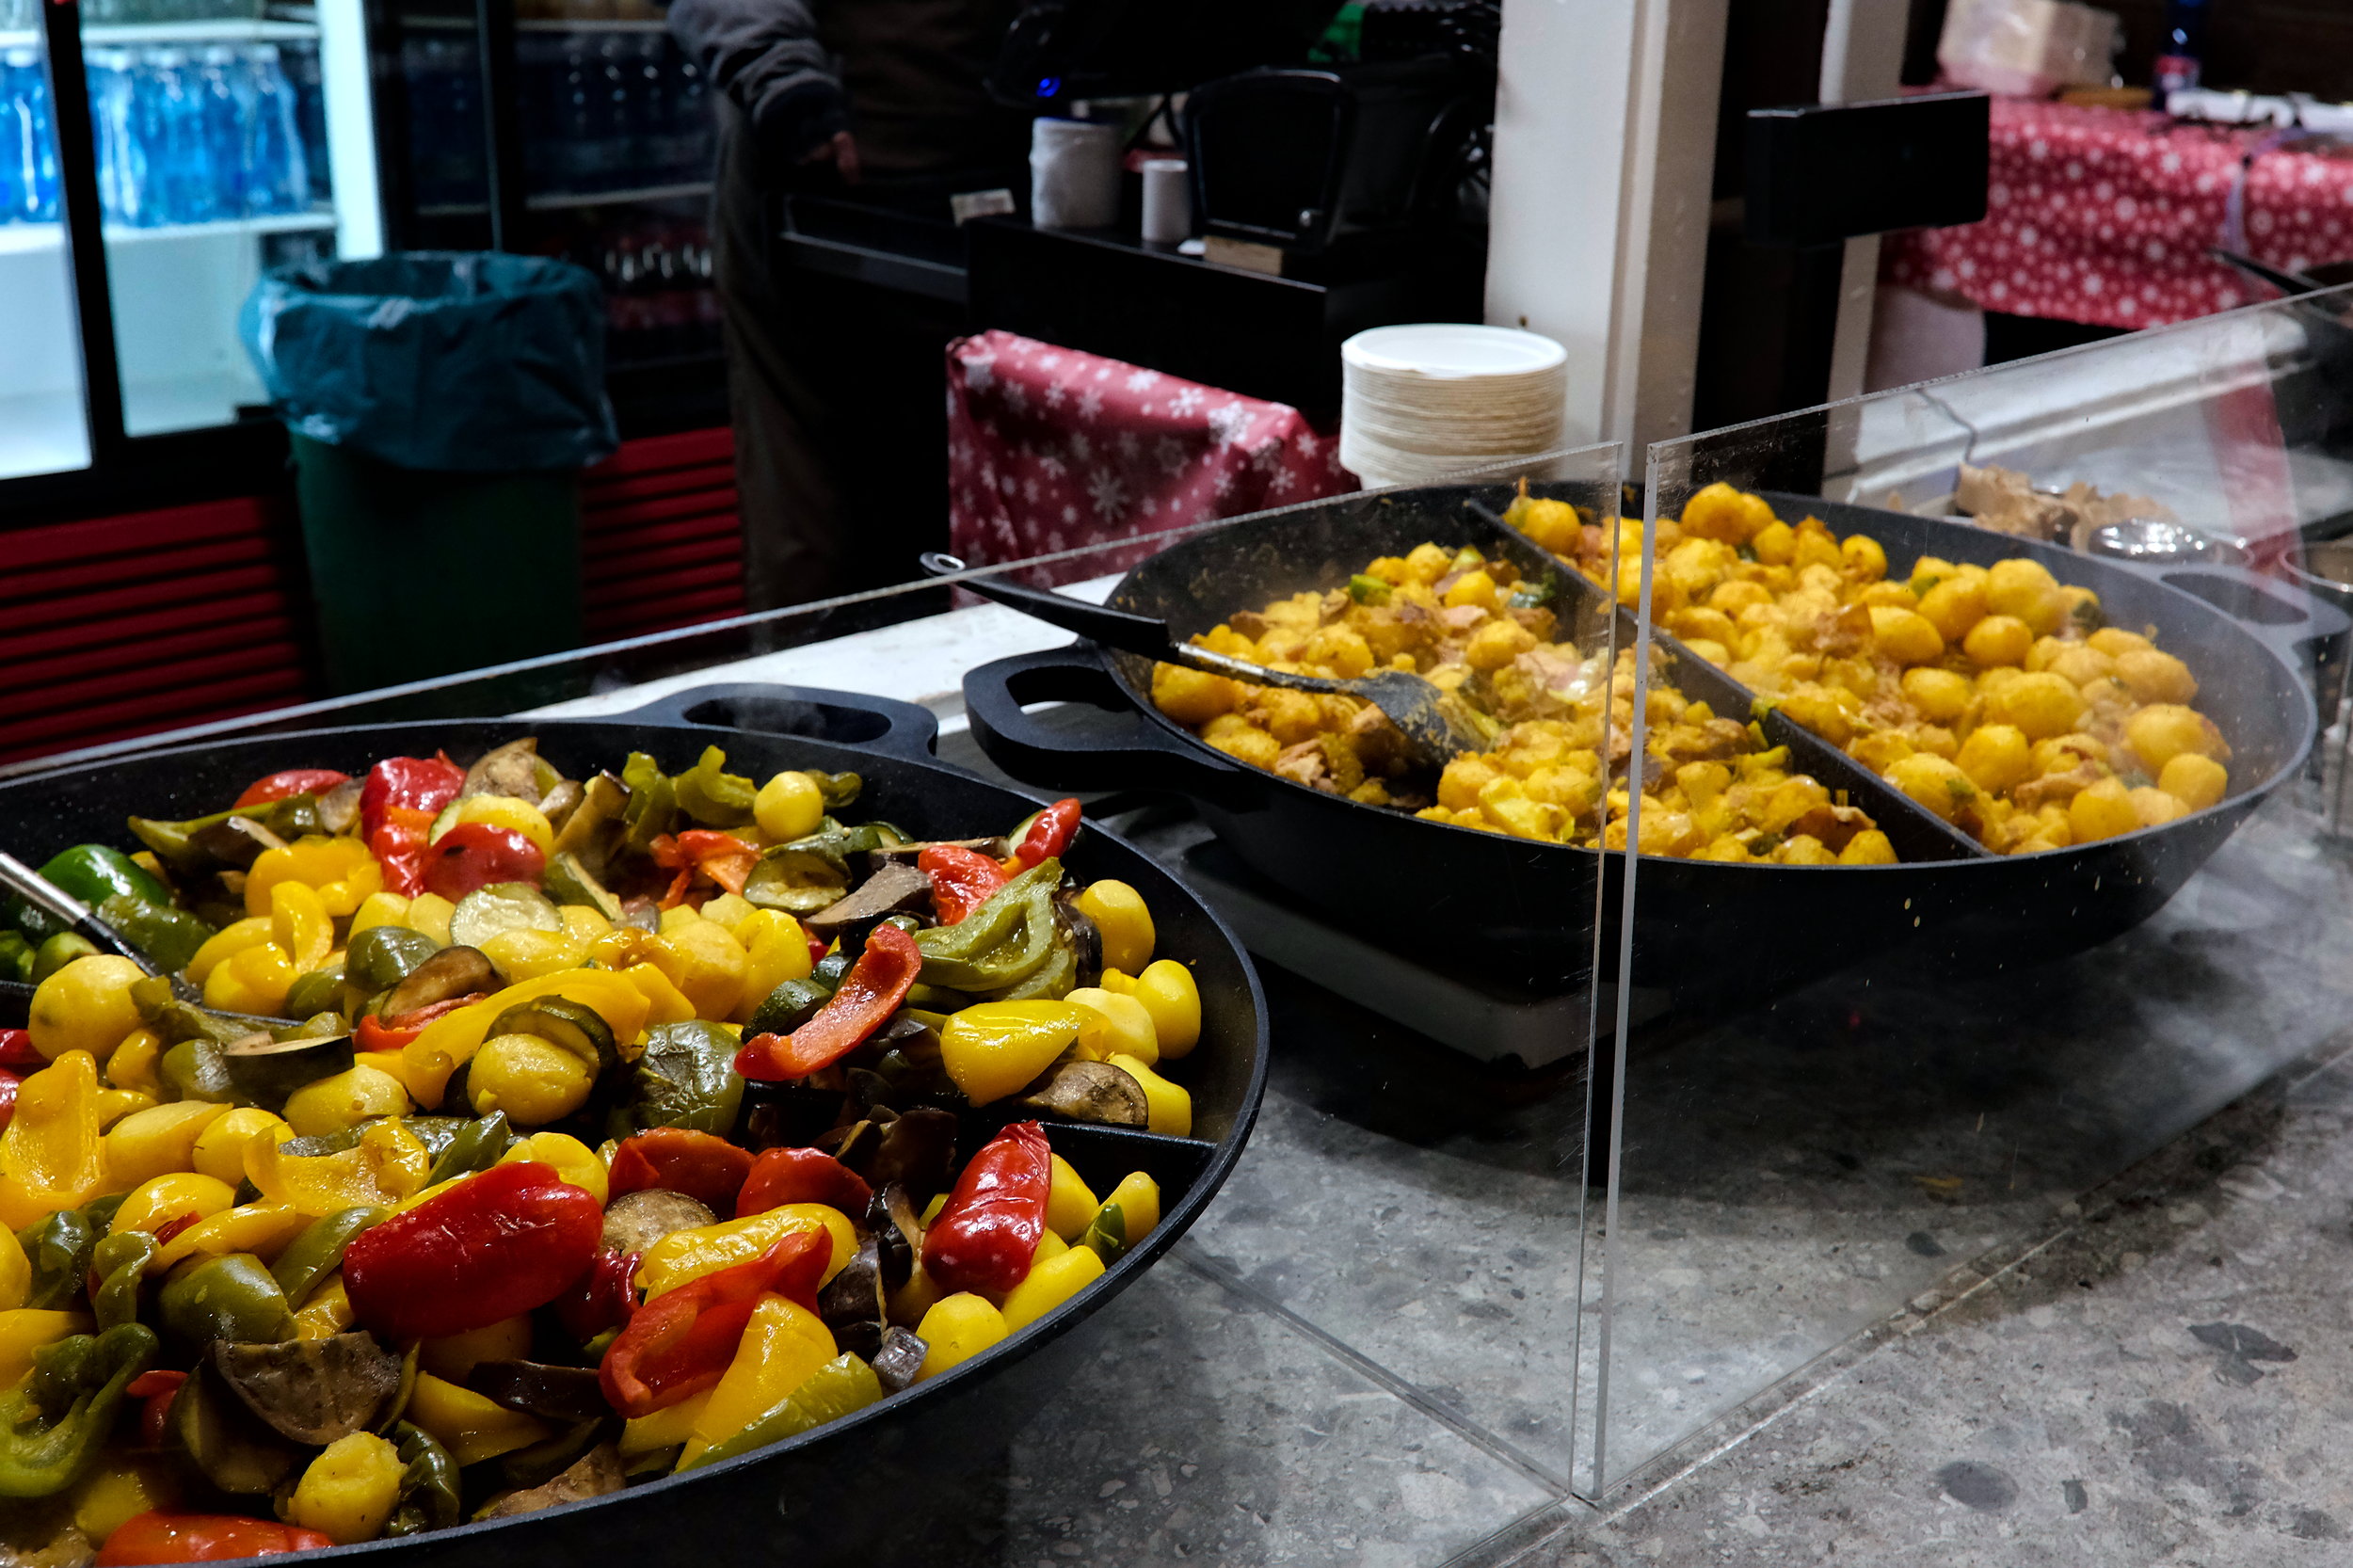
666,0,849,164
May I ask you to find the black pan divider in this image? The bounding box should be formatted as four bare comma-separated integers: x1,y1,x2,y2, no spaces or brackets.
1462,495,1993,865
1025,1124,1216,1208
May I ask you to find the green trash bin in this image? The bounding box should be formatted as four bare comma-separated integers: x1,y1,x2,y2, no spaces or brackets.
241,252,618,695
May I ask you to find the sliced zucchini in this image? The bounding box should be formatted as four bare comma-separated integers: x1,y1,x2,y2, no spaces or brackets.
448,883,563,952
541,852,623,920
490,997,618,1074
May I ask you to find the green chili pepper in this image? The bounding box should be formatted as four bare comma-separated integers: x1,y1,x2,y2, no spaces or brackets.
673,745,758,827
89,1230,158,1332
269,1208,386,1309
624,1021,744,1137
809,770,862,810
16,1208,99,1312
1082,1202,1128,1264
383,1421,461,1536
91,893,214,975
6,846,172,945
127,796,319,879
620,753,680,854
156,1254,292,1351
0,932,32,985
28,933,100,984
0,1323,157,1497
424,1113,515,1187
680,1353,882,1471
913,859,1064,992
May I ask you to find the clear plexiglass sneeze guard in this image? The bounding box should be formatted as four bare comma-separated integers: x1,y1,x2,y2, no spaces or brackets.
8,444,1640,1508
1591,283,2353,1497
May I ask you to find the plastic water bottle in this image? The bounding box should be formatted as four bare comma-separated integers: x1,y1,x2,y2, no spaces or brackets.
3,50,60,223
142,49,211,226
85,49,131,223
192,46,242,220
248,45,309,215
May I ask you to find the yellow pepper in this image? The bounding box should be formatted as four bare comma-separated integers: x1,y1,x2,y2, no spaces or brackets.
730,909,813,1024
619,1390,710,1459
401,969,653,1106
418,1315,532,1383
291,1273,357,1338
190,1110,292,1187
0,1051,109,1225
154,1202,308,1271
681,1294,836,1466
104,1030,165,1099
0,1225,29,1311
0,1309,92,1385
1000,1244,1104,1331
70,1453,179,1547
436,795,555,856
287,1432,406,1545
269,880,335,974
618,963,697,1028
92,1088,158,1131
1044,1156,1098,1241
497,1131,608,1205
246,1120,432,1216
1106,1054,1191,1137
937,1002,1086,1106
185,917,275,984
246,835,380,919
110,1173,236,1238
346,891,411,936
635,1204,857,1301
204,941,296,1016
403,1372,552,1466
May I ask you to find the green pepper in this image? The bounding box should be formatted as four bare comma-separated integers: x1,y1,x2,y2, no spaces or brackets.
136,987,251,1047
0,932,32,985
383,1421,461,1536
90,893,214,975
28,932,100,984
1348,573,1393,605
620,753,680,854
809,770,862,810
88,1230,157,1332
672,745,758,828
987,942,1076,1002
0,1323,157,1497
269,1207,386,1309
624,1021,744,1137
16,1208,99,1312
280,959,348,1023
680,1353,882,1471
128,796,318,879
913,859,1064,992
1508,575,1558,610
161,1039,242,1105
345,925,440,994
156,1254,292,1351
424,1112,515,1187
6,845,172,944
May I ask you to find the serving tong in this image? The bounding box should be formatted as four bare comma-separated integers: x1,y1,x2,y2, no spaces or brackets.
920,552,1503,770
0,851,204,1001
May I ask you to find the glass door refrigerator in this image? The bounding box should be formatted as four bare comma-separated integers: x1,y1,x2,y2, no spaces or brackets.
0,0,380,480
373,0,724,431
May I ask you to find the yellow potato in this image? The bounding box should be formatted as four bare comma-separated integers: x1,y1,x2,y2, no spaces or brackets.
2125,704,2219,772
2157,751,2228,811
1867,607,1945,666
1960,615,2033,667
1955,724,2031,794
2115,648,2198,704
1985,558,2064,634
1985,672,2085,741
1900,667,1972,725
2069,777,2141,843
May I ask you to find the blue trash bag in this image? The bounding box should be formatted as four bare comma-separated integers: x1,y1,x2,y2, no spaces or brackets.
240,250,620,472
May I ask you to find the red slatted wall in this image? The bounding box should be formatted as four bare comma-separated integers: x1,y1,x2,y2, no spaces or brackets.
2,427,744,768
580,426,746,641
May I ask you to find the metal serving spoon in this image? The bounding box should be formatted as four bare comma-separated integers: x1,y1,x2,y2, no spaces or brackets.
919,553,1502,770
2083,518,2250,566
0,851,204,1001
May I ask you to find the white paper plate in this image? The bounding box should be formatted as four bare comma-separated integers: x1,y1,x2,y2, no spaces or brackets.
1341,324,1570,379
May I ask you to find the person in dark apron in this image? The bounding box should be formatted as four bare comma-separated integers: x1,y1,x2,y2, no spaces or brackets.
666,0,1026,608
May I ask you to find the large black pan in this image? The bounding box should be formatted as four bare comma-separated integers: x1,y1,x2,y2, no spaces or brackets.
0,682,1268,1565
960,483,2346,1008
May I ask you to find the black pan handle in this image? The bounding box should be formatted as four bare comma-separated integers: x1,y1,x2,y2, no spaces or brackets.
918,553,1182,663
604,681,941,763
2155,562,2353,664
963,646,1258,808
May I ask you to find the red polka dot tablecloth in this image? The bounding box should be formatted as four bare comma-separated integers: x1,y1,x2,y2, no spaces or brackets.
1882,98,2353,328
946,329,1358,587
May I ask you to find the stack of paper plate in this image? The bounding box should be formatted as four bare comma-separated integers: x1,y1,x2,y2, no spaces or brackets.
1338,324,1570,488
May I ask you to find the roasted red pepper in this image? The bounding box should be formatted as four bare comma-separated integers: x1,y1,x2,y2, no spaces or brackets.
736,1146,872,1219
648,830,760,908
919,844,1007,925
353,996,483,1054
359,755,465,841
1010,799,1081,872
0,1029,41,1070
555,1247,641,1343
419,823,546,904
233,769,349,809
920,1121,1052,1295
735,922,922,1082
98,1514,334,1565
598,1227,831,1417
605,1128,756,1216
342,1161,602,1341
127,1369,186,1448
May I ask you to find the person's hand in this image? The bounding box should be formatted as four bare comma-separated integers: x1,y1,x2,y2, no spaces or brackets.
801,130,861,185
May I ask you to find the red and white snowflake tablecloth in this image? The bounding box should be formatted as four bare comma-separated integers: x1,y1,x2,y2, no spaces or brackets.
1882,98,2353,328
946,329,1358,587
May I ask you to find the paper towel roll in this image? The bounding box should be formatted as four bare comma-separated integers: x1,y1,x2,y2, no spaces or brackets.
1141,158,1191,246
1030,118,1122,231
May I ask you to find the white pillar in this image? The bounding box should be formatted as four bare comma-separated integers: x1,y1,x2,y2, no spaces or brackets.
1483,0,1727,453
1817,0,1910,405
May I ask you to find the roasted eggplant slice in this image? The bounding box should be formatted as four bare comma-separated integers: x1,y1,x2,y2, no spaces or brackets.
380,946,498,1018
219,1032,355,1105
213,1334,403,1445
804,862,935,936
466,1360,612,1423
1015,1061,1149,1128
